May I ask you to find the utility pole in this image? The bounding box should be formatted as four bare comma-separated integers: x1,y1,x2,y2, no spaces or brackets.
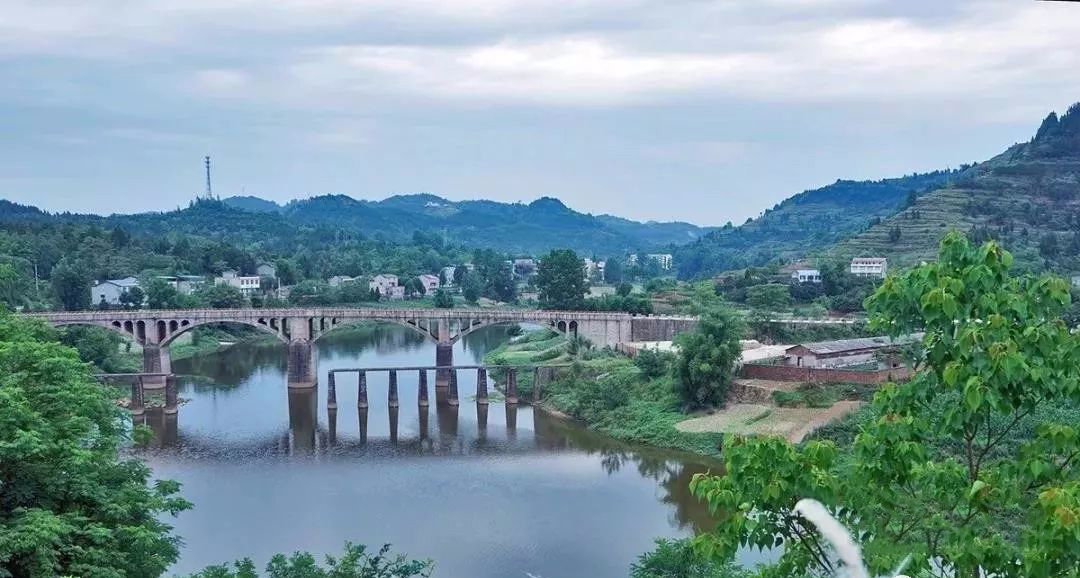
204,155,213,199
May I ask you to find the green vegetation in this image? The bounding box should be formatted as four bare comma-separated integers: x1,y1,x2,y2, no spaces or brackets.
688,234,1080,578
770,382,875,409
187,543,432,578
834,102,1080,272
673,307,743,408
0,313,191,576
535,249,588,310
674,170,957,278
630,538,748,578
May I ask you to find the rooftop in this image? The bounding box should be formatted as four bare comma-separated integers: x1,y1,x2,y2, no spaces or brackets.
787,334,921,356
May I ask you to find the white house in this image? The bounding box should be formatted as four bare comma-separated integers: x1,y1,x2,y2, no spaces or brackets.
513,258,537,279
791,269,822,283
440,266,457,286
850,257,888,279
216,269,261,295
418,274,440,294
92,277,140,306
369,274,400,297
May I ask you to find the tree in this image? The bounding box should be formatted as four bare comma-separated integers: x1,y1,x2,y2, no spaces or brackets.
604,258,624,285
144,276,183,309
50,257,90,311
745,283,791,312
453,265,467,286
195,283,247,309
616,282,633,297
0,313,190,576
462,273,481,304
433,288,453,308
691,233,1080,578
403,277,425,299
119,285,145,309
673,306,743,408
535,249,588,310
0,263,28,309
188,543,432,578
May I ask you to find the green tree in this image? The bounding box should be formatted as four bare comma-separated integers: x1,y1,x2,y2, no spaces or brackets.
0,313,190,576
453,265,467,286
433,288,453,308
745,283,791,312
604,258,624,284
536,249,588,310
195,283,247,309
188,543,432,578
0,263,28,309
616,282,633,297
691,233,1080,578
50,257,90,311
119,285,145,309
673,306,743,408
462,273,481,304
630,538,748,578
144,276,183,309
403,277,425,299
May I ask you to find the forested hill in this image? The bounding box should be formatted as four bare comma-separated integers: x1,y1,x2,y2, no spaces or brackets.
832,102,1080,272
672,170,959,278
216,193,714,255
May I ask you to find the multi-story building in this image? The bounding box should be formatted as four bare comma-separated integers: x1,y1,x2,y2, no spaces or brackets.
418,274,440,294
369,274,400,297
92,277,140,306
216,269,261,295
850,257,888,279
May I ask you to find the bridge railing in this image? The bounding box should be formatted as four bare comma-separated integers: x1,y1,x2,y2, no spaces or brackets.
25,307,693,321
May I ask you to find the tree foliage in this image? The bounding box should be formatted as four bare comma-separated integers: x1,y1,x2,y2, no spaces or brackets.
535,249,588,310
0,313,190,576
188,543,432,578
673,306,743,408
690,233,1080,578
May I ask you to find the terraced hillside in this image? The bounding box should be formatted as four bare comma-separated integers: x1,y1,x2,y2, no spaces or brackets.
833,103,1080,272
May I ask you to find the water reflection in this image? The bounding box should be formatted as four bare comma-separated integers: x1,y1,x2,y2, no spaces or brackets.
147,324,719,578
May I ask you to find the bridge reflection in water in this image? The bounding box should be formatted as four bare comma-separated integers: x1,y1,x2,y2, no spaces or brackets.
133,383,524,457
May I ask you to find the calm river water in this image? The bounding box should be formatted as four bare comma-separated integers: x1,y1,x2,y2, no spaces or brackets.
138,325,721,578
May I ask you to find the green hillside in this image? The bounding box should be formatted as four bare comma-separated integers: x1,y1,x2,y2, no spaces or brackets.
834,103,1080,272
673,170,958,278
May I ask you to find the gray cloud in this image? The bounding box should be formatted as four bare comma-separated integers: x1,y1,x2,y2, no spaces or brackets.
1,0,1078,224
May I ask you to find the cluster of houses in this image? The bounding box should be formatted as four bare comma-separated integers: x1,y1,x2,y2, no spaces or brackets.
785,257,889,284
92,263,279,306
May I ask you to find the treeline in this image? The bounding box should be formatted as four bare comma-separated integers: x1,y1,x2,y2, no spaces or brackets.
0,199,527,311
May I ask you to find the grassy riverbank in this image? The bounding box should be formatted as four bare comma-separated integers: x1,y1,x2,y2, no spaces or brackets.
484,329,726,457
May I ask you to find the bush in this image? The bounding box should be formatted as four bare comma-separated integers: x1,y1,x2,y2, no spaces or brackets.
674,307,743,408
630,538,750,578
633,347,674,379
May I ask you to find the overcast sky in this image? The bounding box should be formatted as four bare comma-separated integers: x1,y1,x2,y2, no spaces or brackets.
3,0,1079,225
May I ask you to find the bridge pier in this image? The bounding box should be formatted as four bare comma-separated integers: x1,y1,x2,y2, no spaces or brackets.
476,367,488,405
141,343,170,389
435,343,453,387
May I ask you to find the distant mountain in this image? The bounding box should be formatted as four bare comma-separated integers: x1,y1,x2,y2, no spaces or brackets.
218,193,715,255
222,195,282,214
833,102,1080,271
673,170,959,278
0,193,713,257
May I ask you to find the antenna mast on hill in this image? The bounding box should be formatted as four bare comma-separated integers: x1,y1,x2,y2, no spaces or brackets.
204,155,214,199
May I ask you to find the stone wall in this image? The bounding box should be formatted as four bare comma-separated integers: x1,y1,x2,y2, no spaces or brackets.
630,317,697,342
740,363,912,384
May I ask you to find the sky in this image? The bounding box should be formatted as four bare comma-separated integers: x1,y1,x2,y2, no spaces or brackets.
2,0,1079,226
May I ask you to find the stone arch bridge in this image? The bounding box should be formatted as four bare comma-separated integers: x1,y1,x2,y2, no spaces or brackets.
28,308,696,388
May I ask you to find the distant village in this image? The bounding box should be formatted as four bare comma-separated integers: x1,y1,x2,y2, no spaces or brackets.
89,253,680,307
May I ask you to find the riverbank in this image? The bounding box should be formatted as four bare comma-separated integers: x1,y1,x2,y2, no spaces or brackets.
484,329,728,457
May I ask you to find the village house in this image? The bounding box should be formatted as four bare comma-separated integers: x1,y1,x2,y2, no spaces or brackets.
369,274,401,298
783,335,919,369
791,269,822,283
215,269,261,295
418,274,440,294
850,257,888,278
646,253,673,270
91,277,140,306
328,275,356,287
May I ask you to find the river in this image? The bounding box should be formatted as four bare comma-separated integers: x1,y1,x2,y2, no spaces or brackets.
137,324,721,577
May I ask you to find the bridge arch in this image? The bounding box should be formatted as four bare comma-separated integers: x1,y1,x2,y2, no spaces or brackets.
309,317,437,344
160,318,289,346
53,320,147,345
